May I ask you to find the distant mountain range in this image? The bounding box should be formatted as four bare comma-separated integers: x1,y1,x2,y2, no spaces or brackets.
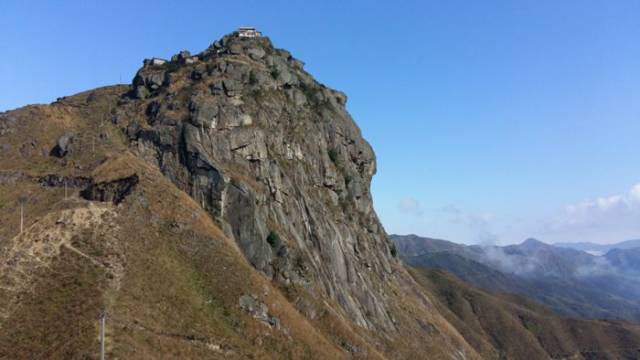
392,234,640,322
555,239,640,255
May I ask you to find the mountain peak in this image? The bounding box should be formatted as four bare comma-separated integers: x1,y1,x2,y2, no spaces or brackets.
0,29,482,357
117,30,406,332
520,238,547,249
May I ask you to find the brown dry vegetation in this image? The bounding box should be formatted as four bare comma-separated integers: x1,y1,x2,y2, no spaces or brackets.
0,150,350,359
0,91,477,358
410,268,640,360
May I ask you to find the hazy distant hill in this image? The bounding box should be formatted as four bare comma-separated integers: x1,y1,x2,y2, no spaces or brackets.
392,234,640,322
606,247,640,273
555,239,640,255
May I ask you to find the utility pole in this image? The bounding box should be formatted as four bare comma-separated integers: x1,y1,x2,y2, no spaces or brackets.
100,311,106,360
20,203,24,234
18,195,28,235
64,180,68,200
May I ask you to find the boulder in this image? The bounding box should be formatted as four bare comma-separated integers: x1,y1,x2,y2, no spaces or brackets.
184,56,198,64
133,86,150,99
210,81,224,95
132,69,166,97
191,64,207,80
247,47,266,60
228,43,243,55
224,62,251,81
274,64,295,85
146,72,165,90
49,132,74,158
171,50,191,63
222,79,242,96
287,88,307,107
239,295,280,328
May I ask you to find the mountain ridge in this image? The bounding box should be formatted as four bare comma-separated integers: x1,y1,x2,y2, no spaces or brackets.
392,234,640,322
555,239,640,254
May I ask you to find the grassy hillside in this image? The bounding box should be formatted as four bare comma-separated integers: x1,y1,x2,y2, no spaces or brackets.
410,267,640,359
0,80,477,358
0,154,356,359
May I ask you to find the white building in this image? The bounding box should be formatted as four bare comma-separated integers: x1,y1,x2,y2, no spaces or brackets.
238,27,262,38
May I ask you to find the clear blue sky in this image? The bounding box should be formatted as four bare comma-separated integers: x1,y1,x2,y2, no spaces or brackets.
2,1,639,244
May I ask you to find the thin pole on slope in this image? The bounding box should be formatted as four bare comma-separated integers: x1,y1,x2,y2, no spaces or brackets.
100,310,106,360
17,194,31,235
19,202,24,234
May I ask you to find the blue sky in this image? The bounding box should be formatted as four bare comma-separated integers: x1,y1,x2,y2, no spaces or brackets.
2,1,639,244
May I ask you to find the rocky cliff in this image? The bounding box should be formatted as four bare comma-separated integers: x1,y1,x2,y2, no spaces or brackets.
122,32,396,330
0,31,476,359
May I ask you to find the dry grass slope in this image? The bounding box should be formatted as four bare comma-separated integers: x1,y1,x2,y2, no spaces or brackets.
410,267,640,360
0,88,478,359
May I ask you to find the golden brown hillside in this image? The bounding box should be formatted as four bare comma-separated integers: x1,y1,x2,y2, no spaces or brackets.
0,33,478,359
410,268,640,359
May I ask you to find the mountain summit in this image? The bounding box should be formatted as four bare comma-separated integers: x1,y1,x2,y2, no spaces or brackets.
0,30,476,359
519,238,547,250
127,29,396,331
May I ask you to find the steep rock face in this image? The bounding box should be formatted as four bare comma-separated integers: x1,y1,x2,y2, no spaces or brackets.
116,32,397,330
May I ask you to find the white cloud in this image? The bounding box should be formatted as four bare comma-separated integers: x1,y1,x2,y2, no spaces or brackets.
563,183,640,226
393,183,640,245
398,197,424,217
631,183,640,201
537,182,640,243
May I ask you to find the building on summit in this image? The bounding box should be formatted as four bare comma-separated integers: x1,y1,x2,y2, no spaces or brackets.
238,27,262,38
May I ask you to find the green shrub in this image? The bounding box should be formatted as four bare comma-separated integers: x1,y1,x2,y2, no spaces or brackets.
266,231,281,249
248,71,258,86
165,61,181,73
328,149,338,163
